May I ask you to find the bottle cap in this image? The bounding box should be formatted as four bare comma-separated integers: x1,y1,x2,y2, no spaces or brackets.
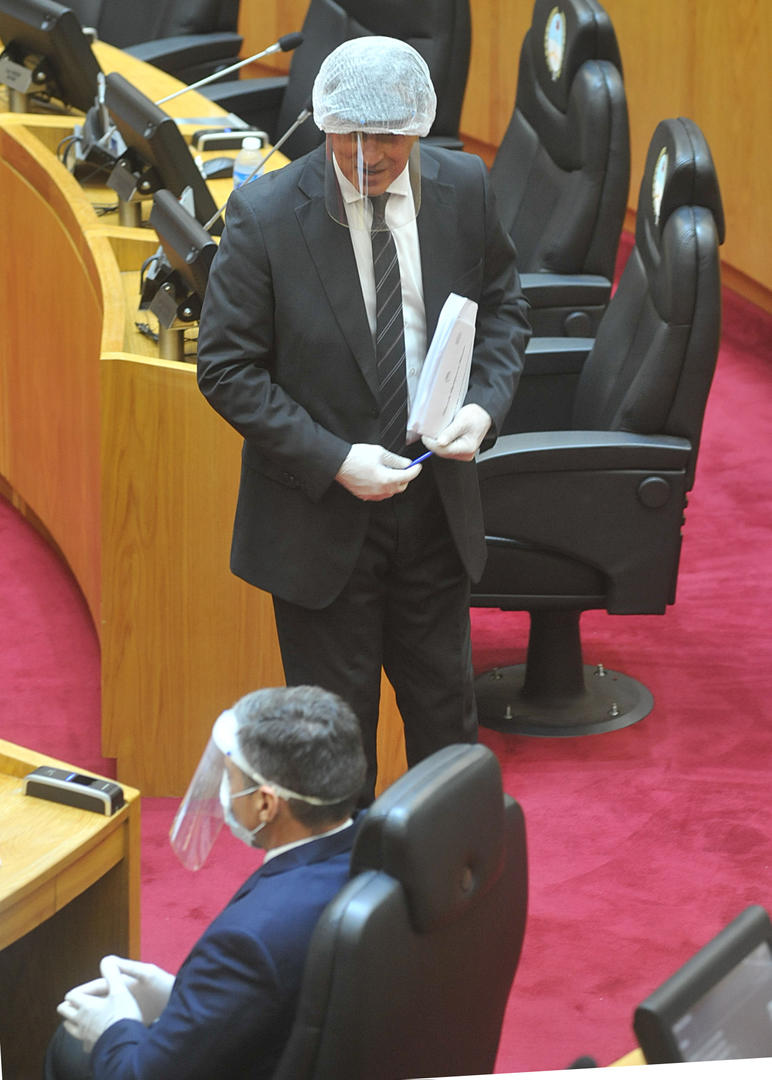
241,136,262,151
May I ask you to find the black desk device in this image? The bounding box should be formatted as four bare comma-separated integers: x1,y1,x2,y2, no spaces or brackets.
24,766,125,815
201,156,235,179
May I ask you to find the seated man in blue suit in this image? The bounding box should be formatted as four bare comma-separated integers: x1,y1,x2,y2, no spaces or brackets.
46,685,366,1080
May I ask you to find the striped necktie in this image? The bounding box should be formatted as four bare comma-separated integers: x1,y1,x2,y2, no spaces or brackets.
370,193,408,453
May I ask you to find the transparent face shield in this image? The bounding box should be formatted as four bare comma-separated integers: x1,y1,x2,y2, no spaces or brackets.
169,710,240,871
169,708,354,870
324,133,422,230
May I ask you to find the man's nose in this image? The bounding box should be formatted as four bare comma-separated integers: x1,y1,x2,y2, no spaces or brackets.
361,138,383,164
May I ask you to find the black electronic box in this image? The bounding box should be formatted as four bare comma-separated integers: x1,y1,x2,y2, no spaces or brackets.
24,766,125,815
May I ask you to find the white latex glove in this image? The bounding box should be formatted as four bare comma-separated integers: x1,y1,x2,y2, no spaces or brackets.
57,955,143,1052
335,443,422,501
421,404,492,461
111,958,175,1024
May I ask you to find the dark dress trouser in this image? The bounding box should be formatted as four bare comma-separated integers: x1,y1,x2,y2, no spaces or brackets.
44,1024,93,1080
272,465,477,803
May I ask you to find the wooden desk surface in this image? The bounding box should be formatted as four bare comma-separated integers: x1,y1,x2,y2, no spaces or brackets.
0,739,140,1076
0,738,140,953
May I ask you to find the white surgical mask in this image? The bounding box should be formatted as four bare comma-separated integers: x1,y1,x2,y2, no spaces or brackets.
219,772,266,848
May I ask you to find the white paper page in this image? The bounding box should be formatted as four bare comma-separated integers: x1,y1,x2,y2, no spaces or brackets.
407,293,478,440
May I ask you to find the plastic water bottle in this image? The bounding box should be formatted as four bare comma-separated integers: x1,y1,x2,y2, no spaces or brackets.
232,136,263,189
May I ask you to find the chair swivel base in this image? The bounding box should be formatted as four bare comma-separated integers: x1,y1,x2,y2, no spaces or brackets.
474,662,654,737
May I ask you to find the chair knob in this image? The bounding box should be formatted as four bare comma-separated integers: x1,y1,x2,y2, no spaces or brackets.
637,476,671,508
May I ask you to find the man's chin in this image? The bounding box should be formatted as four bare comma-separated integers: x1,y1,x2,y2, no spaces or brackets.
361,176,389,195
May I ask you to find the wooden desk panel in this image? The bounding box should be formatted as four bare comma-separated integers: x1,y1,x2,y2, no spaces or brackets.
0,124,106,620
0,739,140,1079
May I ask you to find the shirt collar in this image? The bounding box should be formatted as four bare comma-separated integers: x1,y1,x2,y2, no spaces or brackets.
262,817,354,863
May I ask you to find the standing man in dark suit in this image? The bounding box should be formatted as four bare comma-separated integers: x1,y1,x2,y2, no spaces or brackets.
197,37,530,800
47,685,366,1080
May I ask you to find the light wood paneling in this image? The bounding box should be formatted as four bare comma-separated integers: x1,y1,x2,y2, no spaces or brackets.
0,125,105,619
100,352,286,789
601,0,695,212
238,0,306,72
461,0,530,148
690,2,772,303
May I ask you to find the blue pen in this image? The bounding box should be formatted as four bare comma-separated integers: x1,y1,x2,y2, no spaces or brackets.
404,450,433,468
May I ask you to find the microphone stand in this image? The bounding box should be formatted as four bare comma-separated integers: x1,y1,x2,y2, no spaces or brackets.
156,32,304,107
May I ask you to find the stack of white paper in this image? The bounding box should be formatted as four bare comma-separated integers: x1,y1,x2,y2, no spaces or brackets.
407,292,478,440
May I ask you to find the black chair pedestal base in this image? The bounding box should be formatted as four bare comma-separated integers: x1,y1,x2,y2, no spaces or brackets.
474,609,654,736
475,661,653,736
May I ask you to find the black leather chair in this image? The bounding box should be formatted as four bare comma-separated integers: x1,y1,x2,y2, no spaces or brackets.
472,117,725,737
491,0,630,339
199,0,471,160
67,0,242,84
272,744,528,1080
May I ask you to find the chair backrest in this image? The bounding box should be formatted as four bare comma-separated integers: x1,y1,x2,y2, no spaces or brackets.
571,116,725,488
67,0,240,47
490,0,629,280
272,744,528,1080
274,0,471,160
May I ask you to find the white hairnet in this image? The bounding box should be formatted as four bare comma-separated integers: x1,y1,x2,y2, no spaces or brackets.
313,36,437,137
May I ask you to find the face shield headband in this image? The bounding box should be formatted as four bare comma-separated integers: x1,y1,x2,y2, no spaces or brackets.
169,708,348,870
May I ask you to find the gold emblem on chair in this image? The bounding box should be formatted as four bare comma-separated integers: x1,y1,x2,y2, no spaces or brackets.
652,147,669,225
544,7,567,81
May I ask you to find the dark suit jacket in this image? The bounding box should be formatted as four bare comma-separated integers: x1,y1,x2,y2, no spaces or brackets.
197,144,530,609
90,824,357,1080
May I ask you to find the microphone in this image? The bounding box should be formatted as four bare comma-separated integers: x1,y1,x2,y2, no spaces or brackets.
155,33,304,107
202,100,312,233
68,71,126,172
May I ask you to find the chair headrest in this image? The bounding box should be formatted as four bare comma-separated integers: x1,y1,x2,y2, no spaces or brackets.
351,745,506,933
636,116,726,247
528,0,622,112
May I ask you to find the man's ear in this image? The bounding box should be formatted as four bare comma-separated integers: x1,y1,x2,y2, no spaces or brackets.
256,785,281,823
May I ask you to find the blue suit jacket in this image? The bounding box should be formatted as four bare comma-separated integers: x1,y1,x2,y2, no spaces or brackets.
91,822,357,1080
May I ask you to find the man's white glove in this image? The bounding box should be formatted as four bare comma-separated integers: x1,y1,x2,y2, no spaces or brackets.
335,443,422,501
420,403,492,461
110,958,175,1024
57,955,143,1052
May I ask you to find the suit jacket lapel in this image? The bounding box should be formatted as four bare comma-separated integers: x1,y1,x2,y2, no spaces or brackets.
416,151,457,343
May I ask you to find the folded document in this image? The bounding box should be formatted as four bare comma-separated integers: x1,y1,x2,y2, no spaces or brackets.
407,293,477,440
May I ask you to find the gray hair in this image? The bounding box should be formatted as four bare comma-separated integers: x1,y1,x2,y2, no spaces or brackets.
233,685,365,825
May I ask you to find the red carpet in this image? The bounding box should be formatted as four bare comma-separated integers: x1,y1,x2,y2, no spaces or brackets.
2,279,771,1072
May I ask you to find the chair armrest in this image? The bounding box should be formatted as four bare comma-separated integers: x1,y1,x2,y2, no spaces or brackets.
520,273,612,308
520,273,612,337
478,432,693,612
422,134,465,151
502,340,593,434
480,431,692,475
126,33,243,75
522,337,592,374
